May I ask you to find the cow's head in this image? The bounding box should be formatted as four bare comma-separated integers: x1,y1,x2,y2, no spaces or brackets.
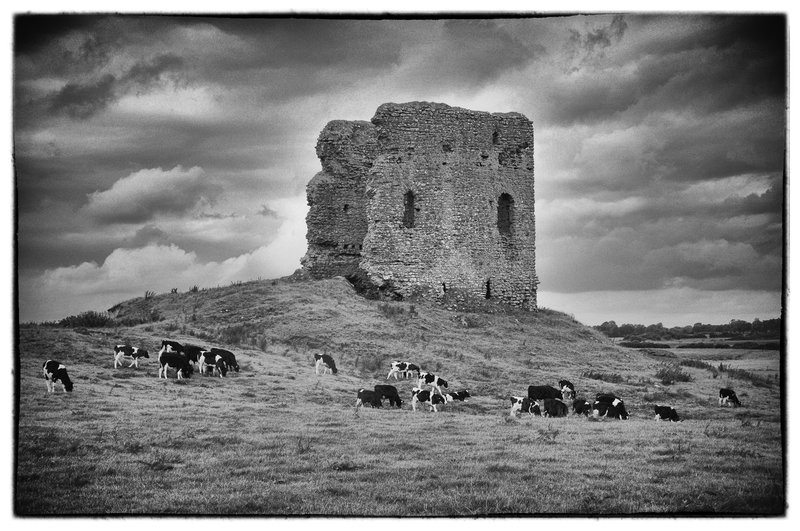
140,349,150,358
63,380,74,392
616,401,629,419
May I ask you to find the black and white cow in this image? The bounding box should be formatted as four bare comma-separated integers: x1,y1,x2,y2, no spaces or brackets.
719,388,742,407
183,344,205,366
594,393,629,419
374,384,403,407
355,388,383,409
654,405,681,422
542,398,569,418
210,348,239,372
417,372,448,395
314,353,338,375
113,344,150,368
159,339,184,355
158,351,193,379
42,360,73,392
411,387,447,412
558,379,576,400
510,396,541,417
528,385,563,401
199,350,228,377
387,361,421,380
443,390,470,403
572,398,591,416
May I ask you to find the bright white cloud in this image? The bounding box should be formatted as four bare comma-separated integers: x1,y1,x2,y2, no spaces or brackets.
19,194,309,322
83,165,218,223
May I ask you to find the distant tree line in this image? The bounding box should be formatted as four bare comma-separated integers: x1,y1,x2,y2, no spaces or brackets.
594,317,781,341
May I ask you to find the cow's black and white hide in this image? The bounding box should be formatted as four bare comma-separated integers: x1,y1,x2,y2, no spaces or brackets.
592,401,628,420
510,396,540,417
374,384,403,407
593,393,629,419
387,361,421,380
572,398,591,416
158,351,193,379
42,360,74,392
355,388,383,409
542,398,569,417
719,388,742,407
411,387,447,412
199,351,228,377
417,372,448,395
159,339,184,355
210,348,239,372
314,353,338,375
654,405,681,422
183,344,205,365
113,344,149,368
443,390,470,403
528,385,563,401
558,379,576,399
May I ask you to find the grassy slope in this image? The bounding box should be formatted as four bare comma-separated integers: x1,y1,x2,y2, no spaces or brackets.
15,277,784,515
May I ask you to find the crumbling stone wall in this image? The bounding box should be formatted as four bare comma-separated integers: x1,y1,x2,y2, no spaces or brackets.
301,120,377,279
302,102,538,311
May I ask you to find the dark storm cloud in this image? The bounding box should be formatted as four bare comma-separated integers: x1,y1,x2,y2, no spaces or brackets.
568,14,627,57
45,54,186,119
14,14,99,56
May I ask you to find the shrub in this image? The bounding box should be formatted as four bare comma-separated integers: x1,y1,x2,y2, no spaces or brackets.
655,363,692,385
58,311,114,328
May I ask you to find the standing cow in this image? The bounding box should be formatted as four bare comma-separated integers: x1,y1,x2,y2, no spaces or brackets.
113,344,149,368
719,388,742,407
314,353,338,375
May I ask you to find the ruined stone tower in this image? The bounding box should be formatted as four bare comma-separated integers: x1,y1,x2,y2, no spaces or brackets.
302,101,538,310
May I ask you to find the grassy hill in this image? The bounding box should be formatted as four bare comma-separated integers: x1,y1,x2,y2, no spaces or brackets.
15,277,784,515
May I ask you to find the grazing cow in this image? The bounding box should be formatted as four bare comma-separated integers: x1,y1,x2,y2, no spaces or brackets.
314,353,338,375
594,393,629,419
199,351,228,377
572,398,591,416
417,372,448,395
558,379,576,398
593,402,628,420
510,396,540,417
387,361,421,380
183,344,205,365
42,360,73,393
654,405,681,422
159,339,184,355
113,344,150,368
542,398,569,417
719,388,742,407
210,348,239,372
158,351,193,379
355,388,383,409
528,385,563,401
411,387,447,412
374,384,403,408
443,390,470,402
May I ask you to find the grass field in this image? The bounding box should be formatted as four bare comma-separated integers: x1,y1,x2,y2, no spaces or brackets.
14,278,785,516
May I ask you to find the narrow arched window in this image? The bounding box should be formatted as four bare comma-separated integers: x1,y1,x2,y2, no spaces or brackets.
485,279,492,299
403,191,415,228
497,193,513,235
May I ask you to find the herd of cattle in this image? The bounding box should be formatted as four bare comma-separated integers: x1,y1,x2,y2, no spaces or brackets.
40,344,745,422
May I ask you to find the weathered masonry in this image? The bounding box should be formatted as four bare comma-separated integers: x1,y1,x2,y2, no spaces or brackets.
302,101,538,310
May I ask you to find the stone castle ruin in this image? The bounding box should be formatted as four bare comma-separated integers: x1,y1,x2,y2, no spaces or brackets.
302,101,538,310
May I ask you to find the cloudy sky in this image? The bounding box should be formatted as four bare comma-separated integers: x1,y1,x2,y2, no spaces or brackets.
12,12,786,326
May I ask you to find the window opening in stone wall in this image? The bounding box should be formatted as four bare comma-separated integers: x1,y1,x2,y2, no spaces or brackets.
485,279,492,299
497,193,513,236
403,191,416,228
492,130,499,145
442,282,447,293
343,204,349,212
